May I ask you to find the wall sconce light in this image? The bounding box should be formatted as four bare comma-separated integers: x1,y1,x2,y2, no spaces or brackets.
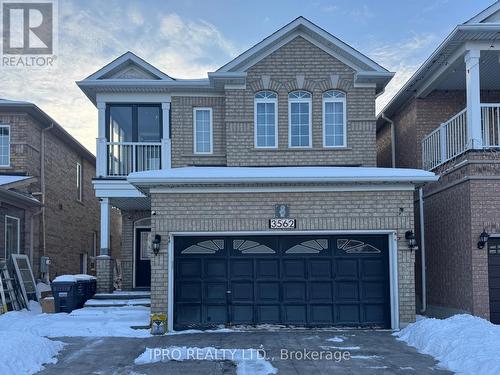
405,230,417,249
477,230,489,249
152,234,161,255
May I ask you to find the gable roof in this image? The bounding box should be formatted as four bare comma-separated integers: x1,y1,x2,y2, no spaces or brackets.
84,51,174,81
465,1,500,24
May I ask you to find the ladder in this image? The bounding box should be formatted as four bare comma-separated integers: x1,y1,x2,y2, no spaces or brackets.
0,265,21,312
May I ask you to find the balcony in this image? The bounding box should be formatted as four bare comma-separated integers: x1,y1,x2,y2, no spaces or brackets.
107,142,162,176
422,104,500,170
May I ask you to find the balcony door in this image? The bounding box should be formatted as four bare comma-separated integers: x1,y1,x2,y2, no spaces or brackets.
106,104,162,175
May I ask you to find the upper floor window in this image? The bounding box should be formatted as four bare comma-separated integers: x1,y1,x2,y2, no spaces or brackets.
76,162,82,202
193,108,213,154
288,91,312,148
107,104,161,143
323,90,347,147
0,125,10,167
254,91,278,148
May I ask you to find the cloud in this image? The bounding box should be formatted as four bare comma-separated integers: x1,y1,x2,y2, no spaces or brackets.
370,33,439,114
0,3,237,153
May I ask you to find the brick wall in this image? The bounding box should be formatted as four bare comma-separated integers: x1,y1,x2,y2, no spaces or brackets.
150,189,416,325
376,123,392,168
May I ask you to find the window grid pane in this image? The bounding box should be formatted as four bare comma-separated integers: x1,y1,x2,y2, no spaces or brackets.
256,101,276,147
324,99,345,147
290,102,310,147
195,110,212,153
0,127,10,166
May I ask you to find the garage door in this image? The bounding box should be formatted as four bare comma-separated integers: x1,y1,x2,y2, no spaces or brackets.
174,235,390,330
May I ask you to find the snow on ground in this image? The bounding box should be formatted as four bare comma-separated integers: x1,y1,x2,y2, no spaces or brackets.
395,314,500,375
0,331,64,374
135,346,278,375
326,336,345,342
0,302,150,338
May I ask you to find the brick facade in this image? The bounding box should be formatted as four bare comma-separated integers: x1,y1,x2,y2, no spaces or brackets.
150,189,416,326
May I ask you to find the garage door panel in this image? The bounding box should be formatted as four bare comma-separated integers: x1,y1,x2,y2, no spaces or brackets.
361,259,385,279
309,259,332,278
206,305,227,324
231,282,253,301
335,259,358,278
257,282,280,301
361,282,386,300
177,282,201,302
177,259,201,278
257,305,281,323
204,259,227,278
337,304,360,324
283,282,306,301
362,304,386,323
283,259,306,278
232,305,254,324
176,305,201,324
310,282,332,301
284,305,307,323
205,282,227,302
336,281,359,300
231,259,253,278
256,259,280,278
310,305,333,324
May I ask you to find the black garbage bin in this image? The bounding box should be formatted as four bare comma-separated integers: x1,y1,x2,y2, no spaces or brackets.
75,274,97,305
51,276,79,313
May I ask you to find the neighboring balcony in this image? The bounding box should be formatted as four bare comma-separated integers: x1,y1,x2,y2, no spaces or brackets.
107,142,162,176
422,104,500,170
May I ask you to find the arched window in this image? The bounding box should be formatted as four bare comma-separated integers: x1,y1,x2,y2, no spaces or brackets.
323,90,347,147
254,91,278,148
288,91,312,148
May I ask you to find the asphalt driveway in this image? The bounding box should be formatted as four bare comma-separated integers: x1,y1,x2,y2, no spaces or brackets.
39,328,451,374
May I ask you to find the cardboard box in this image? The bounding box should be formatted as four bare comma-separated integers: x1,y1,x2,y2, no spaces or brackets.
41,297,55,313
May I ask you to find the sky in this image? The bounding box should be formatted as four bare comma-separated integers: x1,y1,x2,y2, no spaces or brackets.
0,0,495,153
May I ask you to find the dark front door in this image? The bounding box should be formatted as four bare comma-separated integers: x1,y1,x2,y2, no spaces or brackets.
488,239,500,324
135,228,151,288
173,234,390,330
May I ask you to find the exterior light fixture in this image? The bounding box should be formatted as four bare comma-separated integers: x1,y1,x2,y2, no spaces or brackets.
152,234,161,255
478,230,490,249
405,230,417,249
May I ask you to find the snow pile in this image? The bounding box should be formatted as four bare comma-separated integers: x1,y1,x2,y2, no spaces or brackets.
135,346,277,375
52,275,78,282
0,331,64,374
0,304,150,337
395,314,500,375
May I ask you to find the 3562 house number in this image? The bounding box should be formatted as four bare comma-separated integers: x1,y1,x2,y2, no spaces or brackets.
269,218,296,229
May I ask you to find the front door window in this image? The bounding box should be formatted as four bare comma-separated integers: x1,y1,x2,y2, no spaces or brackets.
5,216,20,260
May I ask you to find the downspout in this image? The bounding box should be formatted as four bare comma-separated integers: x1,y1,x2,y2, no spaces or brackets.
419,187,427,313
40,123,54,258
381,113,396,168
29,208,43,276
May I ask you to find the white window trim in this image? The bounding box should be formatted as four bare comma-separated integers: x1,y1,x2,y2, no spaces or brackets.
193,107,213,155
0,124,11,167
76,162,83,202
288,93,312,148
4,215,20,259
322,91,347,148
254,93,278,149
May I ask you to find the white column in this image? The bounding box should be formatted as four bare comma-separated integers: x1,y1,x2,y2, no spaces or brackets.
99,198,110,257
161,102,172,169
96,102,107,176
465,50,482,149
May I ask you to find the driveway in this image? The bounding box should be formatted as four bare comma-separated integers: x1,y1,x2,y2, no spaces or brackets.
39,329,451,374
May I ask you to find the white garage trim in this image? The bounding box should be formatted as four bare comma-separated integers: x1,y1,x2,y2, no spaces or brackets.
166,229,399,332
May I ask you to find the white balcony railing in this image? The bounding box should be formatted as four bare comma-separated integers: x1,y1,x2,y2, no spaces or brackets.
421,104,500,170
107,142,161,176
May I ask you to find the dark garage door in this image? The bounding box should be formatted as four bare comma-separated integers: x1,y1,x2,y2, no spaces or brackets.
174,235,390,330
488,239,500,324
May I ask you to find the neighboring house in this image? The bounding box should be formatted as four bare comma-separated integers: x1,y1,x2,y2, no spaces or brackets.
377,3,500,324
0,99,121,280
77,17,436,332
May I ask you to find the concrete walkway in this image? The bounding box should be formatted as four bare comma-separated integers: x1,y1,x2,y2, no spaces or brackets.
39,329,452,374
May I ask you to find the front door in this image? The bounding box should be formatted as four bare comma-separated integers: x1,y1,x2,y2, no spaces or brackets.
135,228,151,288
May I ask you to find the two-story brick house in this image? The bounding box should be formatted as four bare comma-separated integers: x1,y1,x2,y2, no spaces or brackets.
78,17,437,332
0,99,121,280
377,3,500,324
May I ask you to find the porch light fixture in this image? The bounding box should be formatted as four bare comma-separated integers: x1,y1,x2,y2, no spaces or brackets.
478,230,490,249
152,234,161,255
405,230,417,249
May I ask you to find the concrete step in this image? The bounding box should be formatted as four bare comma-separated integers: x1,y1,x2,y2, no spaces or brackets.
92,290,151,300
84,298,151,308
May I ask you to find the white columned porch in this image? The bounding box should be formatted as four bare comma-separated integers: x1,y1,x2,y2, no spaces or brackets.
465,49,482,149
96,101,107,177
161,102,171,169
99,197,110,256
